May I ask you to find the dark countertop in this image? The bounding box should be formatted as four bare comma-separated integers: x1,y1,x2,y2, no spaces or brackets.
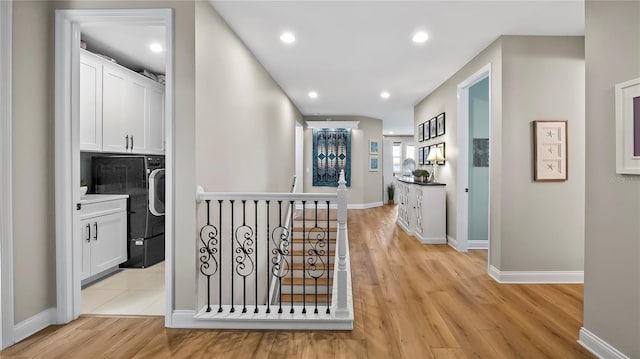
396,177,446,186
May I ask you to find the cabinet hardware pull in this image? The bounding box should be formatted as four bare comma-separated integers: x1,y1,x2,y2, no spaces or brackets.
86,223,91,243
93,222,98,241
125,135,129,150
130,136,134,151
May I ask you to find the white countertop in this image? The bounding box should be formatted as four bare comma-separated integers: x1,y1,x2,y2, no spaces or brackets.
80,194,129,205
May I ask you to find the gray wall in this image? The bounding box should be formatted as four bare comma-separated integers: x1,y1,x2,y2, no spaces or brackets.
414,36,585,272
500,36,585,271
584,1,640,357
303,116,383,206
468,77,489,242
414,38,503,266
12,0,56,323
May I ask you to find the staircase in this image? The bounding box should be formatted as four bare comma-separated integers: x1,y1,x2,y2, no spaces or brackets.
279,209,337,307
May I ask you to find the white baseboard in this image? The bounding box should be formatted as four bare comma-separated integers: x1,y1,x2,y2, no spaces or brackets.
170,309,353,330
13,307,56,343
447,235,459,251
415,232,446,244
488,265,584,284
396,220,413,236
578,327,630,359
296,202,382,210
468,239,488,249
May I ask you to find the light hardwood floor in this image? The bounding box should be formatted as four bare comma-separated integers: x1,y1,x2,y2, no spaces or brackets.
1,205,593,358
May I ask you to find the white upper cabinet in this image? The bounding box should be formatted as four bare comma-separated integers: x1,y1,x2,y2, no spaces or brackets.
80,49,165,155
79,53,103,151
102,62,128,153
147,86,165,154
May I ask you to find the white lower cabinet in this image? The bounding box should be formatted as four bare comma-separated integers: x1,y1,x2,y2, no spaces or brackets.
80,198,127,281
396,179,446,244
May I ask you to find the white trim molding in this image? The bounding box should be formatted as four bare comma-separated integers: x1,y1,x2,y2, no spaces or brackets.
488,265,584,284
13,308,56,344
415,233,446,245
468,240,488,249
578,327,630,359
0,0,14,348
447,235,459,251
306,121,359,129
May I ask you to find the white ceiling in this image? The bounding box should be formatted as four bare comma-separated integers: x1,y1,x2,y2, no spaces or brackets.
210,1,584,135
81,24,166,74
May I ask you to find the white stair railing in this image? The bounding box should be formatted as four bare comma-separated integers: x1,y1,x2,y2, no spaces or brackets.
194,170,352,330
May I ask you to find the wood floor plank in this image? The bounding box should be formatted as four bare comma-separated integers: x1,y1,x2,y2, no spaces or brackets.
0,205,593,359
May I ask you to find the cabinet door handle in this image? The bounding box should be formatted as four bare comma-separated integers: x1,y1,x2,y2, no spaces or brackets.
125,135,129,150
93,222,98,241
130,136,134,151
86,223,91,243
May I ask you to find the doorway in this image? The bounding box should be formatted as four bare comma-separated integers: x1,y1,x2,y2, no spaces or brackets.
456,64,491,254
54,9,174,325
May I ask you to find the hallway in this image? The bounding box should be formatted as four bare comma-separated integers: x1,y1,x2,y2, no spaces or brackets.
1,205,592,358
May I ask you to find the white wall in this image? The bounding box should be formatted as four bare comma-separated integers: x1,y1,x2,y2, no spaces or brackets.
583,1,640,357
382,135,414,202
303,116,383,207
500,36,585,271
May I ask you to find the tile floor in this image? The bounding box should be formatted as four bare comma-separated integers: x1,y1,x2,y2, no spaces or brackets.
81,261,165,316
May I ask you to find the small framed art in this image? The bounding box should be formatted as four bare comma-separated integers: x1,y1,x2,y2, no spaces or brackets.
533,120,568,181
369,156,379,171
418,147,424,165
418,123,425,142
615,77,640,174
436,112,445,136
369,139,379,155
429,118,437,140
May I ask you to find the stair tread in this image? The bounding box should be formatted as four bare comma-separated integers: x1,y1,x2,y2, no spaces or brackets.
282,277,332,285
290,249,335,256
280,293,331,304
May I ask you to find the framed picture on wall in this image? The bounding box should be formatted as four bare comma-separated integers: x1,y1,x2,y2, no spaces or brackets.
418,123,425,142
615,77,640,174
369,156,379,171
429,118,437,139
418,147,424,165
424,145,431,165
533,120,567,181
435,142,446,165
436,112,446,136
369,139,379,154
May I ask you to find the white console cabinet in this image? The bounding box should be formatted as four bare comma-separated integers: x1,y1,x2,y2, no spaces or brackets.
396,178,446,244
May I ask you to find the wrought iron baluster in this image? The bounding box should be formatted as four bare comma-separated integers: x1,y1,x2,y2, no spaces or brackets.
234,200,256,314
290,200,295,313
270,200,290,314
326,200,331,314
266,200,271,314
254,200,259,314
230,200,235,313
218,200,223,313
302,200,306,314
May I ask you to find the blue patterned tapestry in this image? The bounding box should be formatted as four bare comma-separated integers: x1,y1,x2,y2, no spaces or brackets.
312,129,351,187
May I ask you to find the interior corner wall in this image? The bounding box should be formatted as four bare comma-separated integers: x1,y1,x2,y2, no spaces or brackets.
500,36,585,272
584,1,640,357
303,116,383,207
413,38,503,267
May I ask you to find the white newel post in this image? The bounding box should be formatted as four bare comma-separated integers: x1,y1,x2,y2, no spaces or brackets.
335,170,349,317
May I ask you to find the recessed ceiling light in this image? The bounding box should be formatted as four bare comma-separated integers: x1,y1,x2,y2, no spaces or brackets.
308,91,318,99
380,91,390,99
412,31,429,43
280,32,296,44
149,42,164,53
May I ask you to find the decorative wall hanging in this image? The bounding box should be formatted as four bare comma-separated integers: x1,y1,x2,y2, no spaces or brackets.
418,123,425,142
473,138,489,167
434,143,446,165
369,156,379,171
418,147,425,165
313,128,351,187
436,112,446,136
424,145,431,165
533,120,568,181
615,77,640,174
369,139,379,154
429,118,437,139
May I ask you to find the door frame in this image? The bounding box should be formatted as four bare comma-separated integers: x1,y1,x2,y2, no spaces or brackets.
54,9,175,325
0,0,14,348
456,63,491,254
